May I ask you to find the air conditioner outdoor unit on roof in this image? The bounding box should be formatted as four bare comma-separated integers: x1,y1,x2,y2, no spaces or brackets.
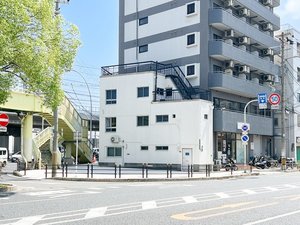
262,23,273,31
238,8,250,17
224,0,234,8
262,0,273,6
238,36,250,45
262,74,274,82
239,65,250,74
262,48,274,56
224,29,234,38
225,60,234,68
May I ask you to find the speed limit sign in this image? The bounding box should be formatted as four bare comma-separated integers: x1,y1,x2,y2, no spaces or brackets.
268,93,281,105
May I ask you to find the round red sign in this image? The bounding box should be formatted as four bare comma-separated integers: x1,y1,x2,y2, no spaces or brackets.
268,93,281,105
0,114,9,127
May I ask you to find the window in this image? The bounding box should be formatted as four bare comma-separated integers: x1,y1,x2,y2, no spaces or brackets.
137,116,149,126
213,65,222,72
166,88,173,97
187,33,195,46
297,67,300,82
139,17,148,26
139,44,148,53
298,93,300,102
187,2,195,15
141,146,148,151
156,146,168,151
105,117,116,132
106,89,117,104
204,114,208,119
156,88,164,96
107,147,122,157
156,115,169,123
186,65,195,76
137,87,149,97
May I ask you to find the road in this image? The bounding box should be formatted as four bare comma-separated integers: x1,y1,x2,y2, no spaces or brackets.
0,170,300,224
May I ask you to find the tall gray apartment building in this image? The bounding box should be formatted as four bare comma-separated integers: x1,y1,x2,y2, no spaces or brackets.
118,0,280,163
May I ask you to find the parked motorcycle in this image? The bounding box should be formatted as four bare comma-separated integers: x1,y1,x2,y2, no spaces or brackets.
224,158,238,171
248,156,271,169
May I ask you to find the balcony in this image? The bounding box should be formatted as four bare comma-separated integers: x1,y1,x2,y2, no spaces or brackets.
209,40,280,76
214,109,273,135
209,8,279,48
209,72,272,98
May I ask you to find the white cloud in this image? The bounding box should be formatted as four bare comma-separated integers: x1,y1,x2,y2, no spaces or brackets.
277,0,300,19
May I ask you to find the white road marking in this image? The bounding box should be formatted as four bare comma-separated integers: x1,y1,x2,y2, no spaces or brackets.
24,190,73,196
85,207,107,219
243,189,256,195
88,187,103,190
265,187,278,191
142,201,157,210
284,184,298,188
84,191,100,194
243,209,300,225
13,215,44,225
215,192,230,198
182,196,198,203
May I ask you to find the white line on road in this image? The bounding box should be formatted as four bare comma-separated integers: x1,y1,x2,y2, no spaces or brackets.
84,207,107,219
243,189,256,195
243,209,300,225
24,190,73,196
215,192,230,198
182,196,198,203
142,201,157,210
284,184,298,188
13,216,44,225
264,186,278,191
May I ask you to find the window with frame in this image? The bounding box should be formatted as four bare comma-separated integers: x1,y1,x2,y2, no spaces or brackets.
165,88,173,97
106,89,117,104
105,117,116,132
137,87,149,97
139,17,148,26
187,33,195,46
141,146,148,151
139,44,148,53
186,65,195,76
107,147,122,157
187,2,195,15
156,115,169,123
156,146,168,151
137,116,149,126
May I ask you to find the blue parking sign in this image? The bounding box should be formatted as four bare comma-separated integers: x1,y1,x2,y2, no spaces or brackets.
258,93,267,104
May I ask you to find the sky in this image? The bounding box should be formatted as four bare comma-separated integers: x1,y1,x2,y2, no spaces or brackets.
58,0,300,114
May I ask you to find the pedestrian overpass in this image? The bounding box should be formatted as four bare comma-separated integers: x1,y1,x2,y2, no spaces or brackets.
0,91,93,168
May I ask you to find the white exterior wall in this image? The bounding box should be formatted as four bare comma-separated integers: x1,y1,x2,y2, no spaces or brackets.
124,4,200,42
124,0,172,16
99,71,213,167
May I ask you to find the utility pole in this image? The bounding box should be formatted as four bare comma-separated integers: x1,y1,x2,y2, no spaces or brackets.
280,32,286,170
52,0,69,177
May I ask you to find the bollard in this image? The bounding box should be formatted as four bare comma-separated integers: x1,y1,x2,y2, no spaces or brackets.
205,165,208,177
62,163,65,178
91,164,94,178
250,165,252,173
191,165,193,178
66,164,68,178
142,164,145,178
188,164,190,178
45,164,48,179
170,164,172,178
87,164,90,178
231,166,233,175
114,164,117,178
119,164,121,178
167,164,169,178
146,164,148,178
24,163,26,176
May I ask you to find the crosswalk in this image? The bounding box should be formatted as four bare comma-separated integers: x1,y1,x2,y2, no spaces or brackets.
1,183,300,225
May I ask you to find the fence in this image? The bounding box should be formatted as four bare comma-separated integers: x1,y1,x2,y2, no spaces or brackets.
42,163,244,179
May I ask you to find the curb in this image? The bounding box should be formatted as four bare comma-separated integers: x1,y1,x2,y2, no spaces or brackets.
51,172,260,182
0,184,16,192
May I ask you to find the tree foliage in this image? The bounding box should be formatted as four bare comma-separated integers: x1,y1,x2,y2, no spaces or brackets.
0,0,80,109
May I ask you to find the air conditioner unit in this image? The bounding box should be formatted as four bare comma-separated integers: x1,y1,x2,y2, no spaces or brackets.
224,29,234,38
262,74,274,82
239,65,250,74
262,23,273,31
111,136,120,143
262,48,274,56
238,36,250,45
238,8,250,17
224,0,234,8
225,60,234,68
262,0,273,6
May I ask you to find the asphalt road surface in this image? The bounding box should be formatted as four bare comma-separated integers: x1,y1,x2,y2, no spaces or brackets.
1,171,300,225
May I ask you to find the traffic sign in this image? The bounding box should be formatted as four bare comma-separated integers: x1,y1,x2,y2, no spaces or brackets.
0,114,9,127
258,93,267,104
268,93,281,105
241,124,249,132
0,127,7,132
241,134,249,142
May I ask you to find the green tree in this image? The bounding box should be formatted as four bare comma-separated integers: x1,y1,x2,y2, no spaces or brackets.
0,0,80,108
